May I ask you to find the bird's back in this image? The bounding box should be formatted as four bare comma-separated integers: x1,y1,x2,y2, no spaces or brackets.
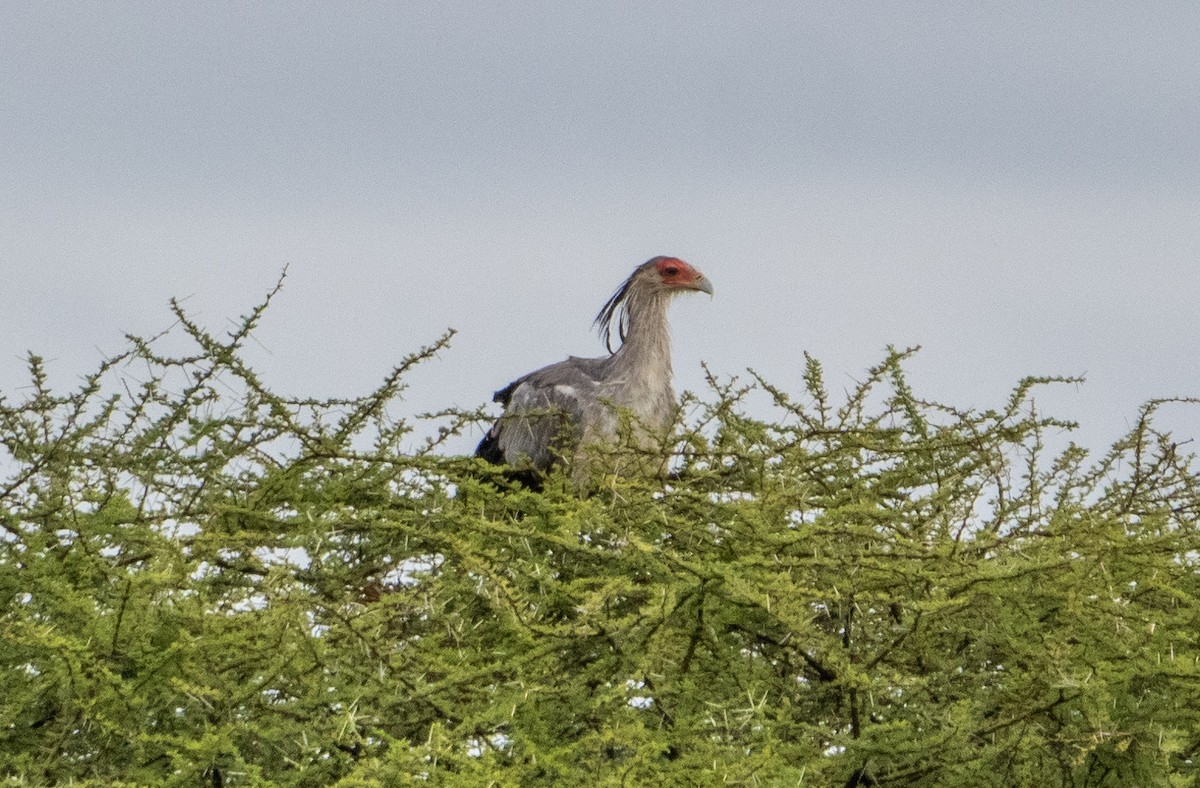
477,355,610,472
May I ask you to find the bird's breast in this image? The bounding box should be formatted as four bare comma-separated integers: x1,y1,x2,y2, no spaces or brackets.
598,374,673,426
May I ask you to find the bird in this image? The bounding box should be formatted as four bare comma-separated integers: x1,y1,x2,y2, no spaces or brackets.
476,256,713,487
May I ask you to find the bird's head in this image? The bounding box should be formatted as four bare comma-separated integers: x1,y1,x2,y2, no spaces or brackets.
638,256,714,296
595,256,714,353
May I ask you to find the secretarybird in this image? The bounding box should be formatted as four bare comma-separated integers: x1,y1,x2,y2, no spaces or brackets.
476,256,713,486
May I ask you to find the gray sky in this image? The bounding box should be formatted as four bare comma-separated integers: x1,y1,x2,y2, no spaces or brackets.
3,3,1198,456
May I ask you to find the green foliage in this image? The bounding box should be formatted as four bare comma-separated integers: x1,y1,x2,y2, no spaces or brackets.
2,287,1199,786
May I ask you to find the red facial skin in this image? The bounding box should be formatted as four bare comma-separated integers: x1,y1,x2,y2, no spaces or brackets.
653,256,705,289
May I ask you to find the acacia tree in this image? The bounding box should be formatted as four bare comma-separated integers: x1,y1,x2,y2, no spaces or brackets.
1,286,1198,786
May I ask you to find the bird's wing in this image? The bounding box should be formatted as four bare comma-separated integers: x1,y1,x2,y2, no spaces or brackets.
480,356,608,471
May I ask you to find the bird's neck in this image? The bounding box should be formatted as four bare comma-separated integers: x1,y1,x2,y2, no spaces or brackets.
611,291,673,382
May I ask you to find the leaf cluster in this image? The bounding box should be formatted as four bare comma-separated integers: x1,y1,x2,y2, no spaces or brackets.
2,290,1198,786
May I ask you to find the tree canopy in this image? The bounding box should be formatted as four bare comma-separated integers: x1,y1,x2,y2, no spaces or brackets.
2,287,1198,786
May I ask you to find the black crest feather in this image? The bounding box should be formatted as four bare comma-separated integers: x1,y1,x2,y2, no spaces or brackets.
593,274,634,354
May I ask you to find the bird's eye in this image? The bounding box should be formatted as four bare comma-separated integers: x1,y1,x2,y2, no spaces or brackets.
663,266,679,277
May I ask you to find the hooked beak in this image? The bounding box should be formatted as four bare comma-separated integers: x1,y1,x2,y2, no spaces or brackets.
693,274,714,295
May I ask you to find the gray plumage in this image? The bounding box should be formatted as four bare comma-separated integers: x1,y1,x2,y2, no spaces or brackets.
477,256,713,483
